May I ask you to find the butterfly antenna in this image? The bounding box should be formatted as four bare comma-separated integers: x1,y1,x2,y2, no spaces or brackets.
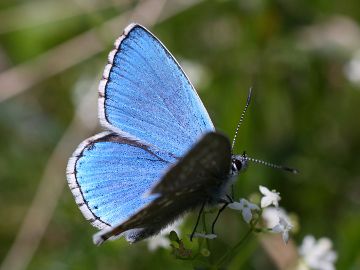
232,87,253,151
245,155,299,174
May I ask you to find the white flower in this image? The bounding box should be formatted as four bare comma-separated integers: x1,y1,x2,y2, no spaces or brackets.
259,185,281,208
228,198,260,223
147,220,181,251
262,207,289,228
191,233,217,239
298,235,337,270
271,217,293,243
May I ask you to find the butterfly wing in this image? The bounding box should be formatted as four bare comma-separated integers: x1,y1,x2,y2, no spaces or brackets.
66,132,177,230
99,23,215,156
93,132,232,245
68,24,217,238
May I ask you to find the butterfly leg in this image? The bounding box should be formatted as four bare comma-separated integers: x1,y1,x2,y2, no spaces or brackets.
190,201,206,241
211,202,229,234
226,194,234,203
210,195,233,234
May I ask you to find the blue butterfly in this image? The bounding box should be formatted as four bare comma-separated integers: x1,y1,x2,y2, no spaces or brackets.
66,23,294,245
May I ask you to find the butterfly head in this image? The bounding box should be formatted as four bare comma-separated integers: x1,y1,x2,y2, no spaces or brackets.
230,88,298,175
231,153,248,175
231,152,299,175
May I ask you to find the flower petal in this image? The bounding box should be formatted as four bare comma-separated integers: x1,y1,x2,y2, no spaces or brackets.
282,230,289,244
261,196,274,208
242,208,252,223
259,185,271,195
228,202,243,211
191,233,217,239
271,224,283,233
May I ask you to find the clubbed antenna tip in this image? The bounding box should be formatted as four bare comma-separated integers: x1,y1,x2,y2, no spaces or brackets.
282,166,299,174
245,156,299,174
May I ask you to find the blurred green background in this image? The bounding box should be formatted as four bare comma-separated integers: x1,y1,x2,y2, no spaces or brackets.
1,0,360,269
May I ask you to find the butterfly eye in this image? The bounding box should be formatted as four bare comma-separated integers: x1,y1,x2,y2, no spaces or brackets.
232,158,243,172
234,159,243,171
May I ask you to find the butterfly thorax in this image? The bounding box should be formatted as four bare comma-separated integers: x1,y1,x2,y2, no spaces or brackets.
205,154,248,205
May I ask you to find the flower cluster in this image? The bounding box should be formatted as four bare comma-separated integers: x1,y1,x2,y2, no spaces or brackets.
228,185,293,243
147,185,337,270
227,198,260,223
227,186,337,269
297,235,337,270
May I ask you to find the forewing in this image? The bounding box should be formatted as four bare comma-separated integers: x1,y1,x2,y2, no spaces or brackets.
93,132,232,244
99,23,215,156
151,132,232,195
66,132,176,229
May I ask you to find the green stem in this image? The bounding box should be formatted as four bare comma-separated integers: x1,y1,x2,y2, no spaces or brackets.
202,211,213,264
215,215,261,267
215,228,253,267
202,212,210,247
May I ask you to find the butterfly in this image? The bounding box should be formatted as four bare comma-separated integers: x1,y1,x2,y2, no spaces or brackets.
66,23,294,245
